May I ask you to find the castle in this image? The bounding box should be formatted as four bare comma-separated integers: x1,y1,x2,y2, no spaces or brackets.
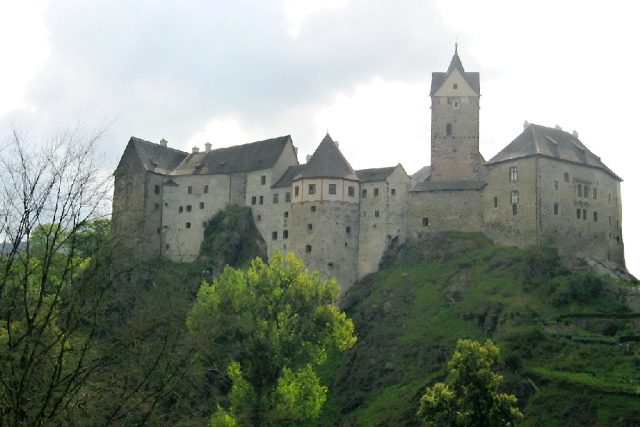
112,47,626,289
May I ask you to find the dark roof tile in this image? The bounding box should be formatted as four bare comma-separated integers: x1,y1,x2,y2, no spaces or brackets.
297,134,357,180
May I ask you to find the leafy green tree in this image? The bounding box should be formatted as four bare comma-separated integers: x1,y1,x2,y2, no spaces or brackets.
418,339,523,427
188,252,356,427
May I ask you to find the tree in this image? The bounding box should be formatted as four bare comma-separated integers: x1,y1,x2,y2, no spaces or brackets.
0,126,188,426
187,253,356,427
418,339,523,427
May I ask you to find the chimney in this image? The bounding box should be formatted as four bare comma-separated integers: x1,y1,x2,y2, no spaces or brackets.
159,138,168,147
306,155,312,163
523,120,530,130
205,142,212,152
334,140,339,147
555,125,562,131
192,146,200,153
572,130,579,138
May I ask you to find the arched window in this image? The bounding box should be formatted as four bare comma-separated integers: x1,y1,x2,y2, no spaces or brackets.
446,123,453,136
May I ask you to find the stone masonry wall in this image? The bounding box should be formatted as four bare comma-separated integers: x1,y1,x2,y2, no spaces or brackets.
408,189,484,237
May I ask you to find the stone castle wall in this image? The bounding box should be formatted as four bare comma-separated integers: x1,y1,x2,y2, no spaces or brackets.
408,189,484,237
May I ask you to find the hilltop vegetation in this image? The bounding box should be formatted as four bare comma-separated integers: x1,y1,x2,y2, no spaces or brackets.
318,232,640,426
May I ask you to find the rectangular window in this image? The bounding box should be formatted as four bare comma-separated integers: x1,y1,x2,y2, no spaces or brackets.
307,224,313,231
512,204,518,215
251,196,256,205
374,210,380,218
554,203,559,215
577,209,581,219
348,186,355,197
204,184,209,193
422,217,429,227
374,188,379,196
186,205,192,212
186,222,191,229
554,180,559,191
509,166,518,182
493,197,498,208
391,188,396,196
285,192,291,202
583,209,587,220
283,230,289,239
593,211,598,222
329,183,337,194
593,188,597,199
346,226,351,234
564,172,570,182
584,185,589,198
272,231,278,240
155,203,160,210
305,245,311,253
199,202,204,209
362,189,367,198
261,175,266,185
311,206,316,212
188,186,193,194
259,196,264,205
577,183,582,197
608,193,611,204
510,190,519,205
179,206,184,213
273,193,279,204
308,184,316,194
154,185,160,195
295,186,300,197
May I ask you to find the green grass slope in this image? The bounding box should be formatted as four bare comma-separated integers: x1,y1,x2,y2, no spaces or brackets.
320,232,640,426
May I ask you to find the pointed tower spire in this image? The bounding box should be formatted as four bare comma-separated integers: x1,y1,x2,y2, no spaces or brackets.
448,42,465,73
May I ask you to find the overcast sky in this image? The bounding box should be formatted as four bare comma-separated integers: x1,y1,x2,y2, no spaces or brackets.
1,0,639,276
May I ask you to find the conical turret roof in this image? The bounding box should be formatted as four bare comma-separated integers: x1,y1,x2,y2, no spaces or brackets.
430,44,480,95
296,133,357,180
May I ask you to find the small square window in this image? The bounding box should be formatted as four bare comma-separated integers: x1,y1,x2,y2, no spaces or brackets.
186,205,192,212
285,192,291,202
453,83,458,89
179,206,184,213
186,222,191,229
305,245,312,253
261,175,266,185
373,188,379,197
307,224,313,231
348,186,355,197
391,188,396,196
204,184,209,193
257,214,261,221
308,184,316,194
346,226,351,234
329,183,337,195
273,193,279,204
188,186,193,194
272,231,278,240
311,206,316,212
284,211,289,218
199,202,204,209
422,217,429,227
374,210,380,218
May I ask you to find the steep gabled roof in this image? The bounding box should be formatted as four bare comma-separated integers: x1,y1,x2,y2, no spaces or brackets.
125,137,188,174
272,165,306,188
487,124,620,180
430,45,480,95
356,166,396,183
295,134,357,180
171,136,292,175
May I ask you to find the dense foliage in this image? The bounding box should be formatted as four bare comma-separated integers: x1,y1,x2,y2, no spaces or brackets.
188,253,356,426
418,339,522,426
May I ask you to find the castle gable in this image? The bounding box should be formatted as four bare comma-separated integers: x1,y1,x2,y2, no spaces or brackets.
356,166,396,182
488,124,620,180
272,165,305,188
172,135,292,176
116,137,188,175
430,47,480,96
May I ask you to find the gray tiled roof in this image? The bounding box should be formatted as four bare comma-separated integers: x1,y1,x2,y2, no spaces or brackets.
130,137,188,174
410,180,486,192
296,134,357,180
272,165,305,188
356,166,396,183
410,165,431,187
487,124,620,180
430,50,480,95
171,136,292,175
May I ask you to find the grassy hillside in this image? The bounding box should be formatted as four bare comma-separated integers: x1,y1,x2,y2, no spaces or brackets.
319,232,640,426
